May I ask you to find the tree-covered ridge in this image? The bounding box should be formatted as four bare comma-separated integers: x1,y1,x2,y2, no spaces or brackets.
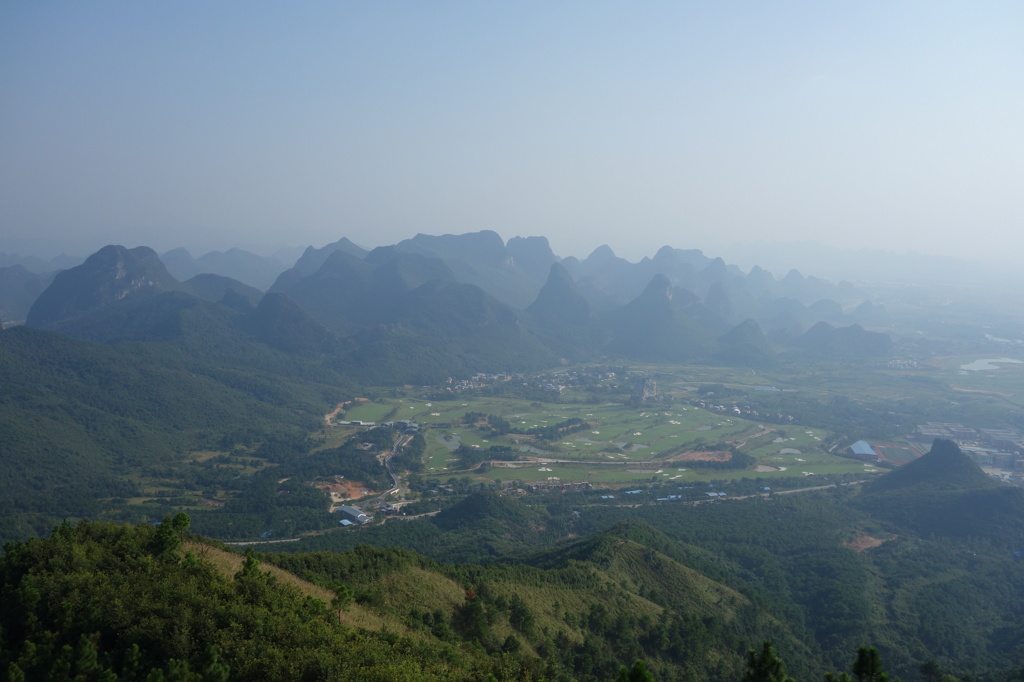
7,513,1021,682
0,519,503,681
0,322,354,544
273,474,1024,681
0,517,793,682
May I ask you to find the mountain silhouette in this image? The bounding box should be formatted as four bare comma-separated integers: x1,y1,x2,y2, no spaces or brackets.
605,274,711,362
27,245,182,328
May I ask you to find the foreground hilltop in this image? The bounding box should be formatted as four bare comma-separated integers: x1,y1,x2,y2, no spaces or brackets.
4,454,1023,682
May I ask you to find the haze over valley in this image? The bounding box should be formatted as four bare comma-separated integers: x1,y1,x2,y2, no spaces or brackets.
3,3,1024,680
2,227,1024,681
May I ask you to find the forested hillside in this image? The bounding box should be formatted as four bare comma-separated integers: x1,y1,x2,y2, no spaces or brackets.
3,234,1023,681
0,324,354,543
4,478,1023,682
266,455,1024,681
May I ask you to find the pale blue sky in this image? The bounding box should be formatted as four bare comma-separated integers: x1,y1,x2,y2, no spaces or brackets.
2,2,1022,263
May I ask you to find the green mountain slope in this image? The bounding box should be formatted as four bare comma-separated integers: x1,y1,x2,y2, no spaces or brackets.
0,520,496,681
26,245,183,328
605,274,712,362
525,262,607,358
0,318,353,543
338,280,555,384
858,439,1023,546
866,438,997,494
715,319,777,366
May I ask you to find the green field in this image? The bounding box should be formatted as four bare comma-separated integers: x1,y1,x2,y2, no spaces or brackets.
937,355,1024,407
334,386,871,488
327,354,1024,491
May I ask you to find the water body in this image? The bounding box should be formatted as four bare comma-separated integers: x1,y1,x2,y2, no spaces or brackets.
611,441,649,452
959,357,1023,371
517,445,554,456
437,434,461,451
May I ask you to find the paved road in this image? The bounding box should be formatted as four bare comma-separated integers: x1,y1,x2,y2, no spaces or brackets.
224,537,303,547
691,480,866,504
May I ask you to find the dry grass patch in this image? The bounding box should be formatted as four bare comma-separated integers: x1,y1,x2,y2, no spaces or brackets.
844,534,887,552
185,541,396,630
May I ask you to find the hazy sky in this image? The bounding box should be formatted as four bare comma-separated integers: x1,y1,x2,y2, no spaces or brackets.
2,2,1022,263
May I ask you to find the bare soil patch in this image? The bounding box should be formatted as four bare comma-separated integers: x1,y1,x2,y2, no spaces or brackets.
314,479,377,506
323,397,370,425
844,534,887,552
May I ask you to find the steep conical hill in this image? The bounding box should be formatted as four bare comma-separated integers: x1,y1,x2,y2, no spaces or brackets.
716,319,776,366
524,263,605,357
605,274,711,362
866,439,996,494
526,263,591,321
858,440,1024,545
27,245,183,328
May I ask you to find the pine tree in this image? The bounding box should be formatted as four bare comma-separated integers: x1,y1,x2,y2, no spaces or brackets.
742,641,796,682
851,646,887,682
616,659,655,682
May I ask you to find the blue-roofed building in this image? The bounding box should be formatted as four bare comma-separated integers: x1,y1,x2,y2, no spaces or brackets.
848,440,880,462
337,505,372,524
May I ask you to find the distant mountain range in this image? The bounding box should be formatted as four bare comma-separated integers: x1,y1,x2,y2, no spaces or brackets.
12,231,895,376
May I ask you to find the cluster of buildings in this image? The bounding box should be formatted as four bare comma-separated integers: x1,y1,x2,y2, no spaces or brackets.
443,372,526,392
914,422,979,442
337,505,372,526
693,400,795,423
525,480,593,494
847,440,882,462
913,423,1024,472
442,368,620,394
381,419,422,434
